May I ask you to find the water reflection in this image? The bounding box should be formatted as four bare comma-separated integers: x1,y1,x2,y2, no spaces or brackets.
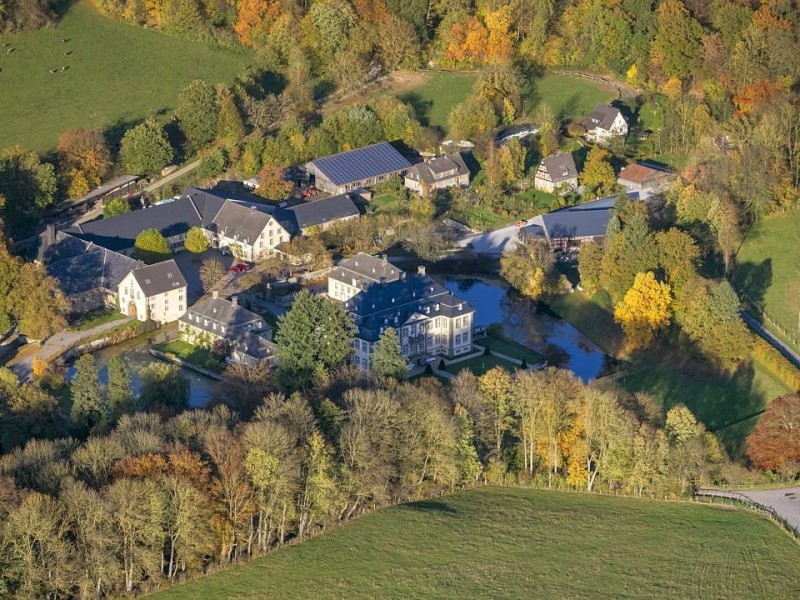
443,277,608,381
66,334,217,408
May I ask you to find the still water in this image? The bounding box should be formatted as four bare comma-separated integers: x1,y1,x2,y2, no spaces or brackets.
66,333,218,408
443,277,609,381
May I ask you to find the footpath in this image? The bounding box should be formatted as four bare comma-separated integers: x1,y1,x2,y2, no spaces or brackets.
6,317,132,380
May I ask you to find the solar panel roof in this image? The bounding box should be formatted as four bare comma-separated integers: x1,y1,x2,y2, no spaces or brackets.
309,142,412,186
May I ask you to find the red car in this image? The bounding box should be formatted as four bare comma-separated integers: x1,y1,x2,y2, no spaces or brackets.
228,263,251,273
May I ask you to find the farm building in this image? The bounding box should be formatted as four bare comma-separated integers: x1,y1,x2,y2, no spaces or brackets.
280,193,361,235
617,163,675,199
304,142,412,195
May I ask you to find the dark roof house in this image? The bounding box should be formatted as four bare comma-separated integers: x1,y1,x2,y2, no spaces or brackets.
534,152,579,193
585,105,622,130
280,193,360,233
305,142,413,194
130,260,188,296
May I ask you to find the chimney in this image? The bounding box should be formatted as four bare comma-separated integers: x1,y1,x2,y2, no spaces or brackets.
46,224,56,246
352,278,357,286
380,276,386,286
381,254,387,263
250,205,257,213
231,296,238,306
212,290,219,299
417,265,426,276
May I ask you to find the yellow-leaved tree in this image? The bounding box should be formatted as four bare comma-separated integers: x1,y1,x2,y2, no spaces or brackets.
614,271,673,351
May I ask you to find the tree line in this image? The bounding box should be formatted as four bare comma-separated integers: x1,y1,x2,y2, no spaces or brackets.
0,359,743,598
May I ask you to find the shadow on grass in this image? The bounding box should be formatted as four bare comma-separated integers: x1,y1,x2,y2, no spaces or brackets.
732,258,773,324
398,91,432,128
404,500,458,515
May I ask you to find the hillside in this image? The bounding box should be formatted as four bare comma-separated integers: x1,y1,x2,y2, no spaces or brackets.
150,487,800,599
0,1,253,152
734,211,800,355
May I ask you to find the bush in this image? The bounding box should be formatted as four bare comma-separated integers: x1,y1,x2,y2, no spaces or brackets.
752,340,800,391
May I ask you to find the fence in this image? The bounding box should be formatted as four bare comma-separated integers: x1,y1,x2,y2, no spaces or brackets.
733,283,800,353
694,488,800,540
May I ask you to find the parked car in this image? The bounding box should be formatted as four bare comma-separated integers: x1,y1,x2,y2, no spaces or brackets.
228,263,251,274
515,220,528,227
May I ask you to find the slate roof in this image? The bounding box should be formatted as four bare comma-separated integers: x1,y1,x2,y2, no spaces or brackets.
307,142,412,186
130,260,187,296
65,188,282,252
584,105,622,131
344,274,474,343
280,193,360,232
58,175,140,209
539,153,578,183
208,202,274,245
45,239,142,296
67,196,203,252
520,193,637,242
406,153,469,185
330,253,402,289
180,297,275,360
181,297,266,330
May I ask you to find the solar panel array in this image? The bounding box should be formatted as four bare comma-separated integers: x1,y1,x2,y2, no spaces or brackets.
311,142,412,186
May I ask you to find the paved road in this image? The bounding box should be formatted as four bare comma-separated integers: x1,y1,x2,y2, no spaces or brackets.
697,487,800,534
7,317,132,380
741,311,800,369
458,221,528,255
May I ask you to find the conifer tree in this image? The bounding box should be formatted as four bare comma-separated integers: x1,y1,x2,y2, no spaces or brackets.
371,327,407,381
70,354,105,428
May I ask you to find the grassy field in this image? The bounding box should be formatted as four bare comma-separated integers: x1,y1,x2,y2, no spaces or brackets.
156,340,224,372
479,332,543,364
150,486,800,600
734,211,800,354
68,307,125,331
397,71,477,135
533,73,616,120
617,358,792,457
0,1,253,152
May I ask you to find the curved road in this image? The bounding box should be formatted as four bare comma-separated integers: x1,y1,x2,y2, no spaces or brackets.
741,311,800,369
696,487,800,535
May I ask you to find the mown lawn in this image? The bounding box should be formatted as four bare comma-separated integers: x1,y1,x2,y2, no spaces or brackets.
397,71,476,135
444,354,520,377
149,486,800,600
479,333,543,364
534,73,616,120
733,210,800,354
0,1,253,152
156,340,224,372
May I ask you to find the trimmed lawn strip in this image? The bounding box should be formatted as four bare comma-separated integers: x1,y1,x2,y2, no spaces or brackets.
155,340,224,373
480,333,543,364
534,73,616,120
150,486,800,600
444,354,521,377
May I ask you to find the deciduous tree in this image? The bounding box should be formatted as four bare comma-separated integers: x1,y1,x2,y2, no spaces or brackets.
747,393,800,472
184,226,208,254
120,118,174,176
133,228,171,264
614,271,673,350
177,79,219,150
104,197,131,218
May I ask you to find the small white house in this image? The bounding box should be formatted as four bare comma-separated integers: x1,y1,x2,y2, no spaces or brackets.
118,259,188,324
534,153,579,194
583,105,628,144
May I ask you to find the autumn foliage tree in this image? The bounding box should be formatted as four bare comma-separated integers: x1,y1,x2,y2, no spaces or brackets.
747,394,800,473
614,271,673,351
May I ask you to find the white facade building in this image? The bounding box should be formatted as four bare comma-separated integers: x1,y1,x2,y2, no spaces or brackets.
118,259,187,324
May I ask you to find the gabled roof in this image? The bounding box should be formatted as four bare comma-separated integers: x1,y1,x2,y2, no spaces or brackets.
539,153,578,183
584,105,623,131
618,163,673,184
208,202,276,245
406,153,469,185
307,142,412,186
66,196,203,252
520,194,636,242
282,193,360,230
130,259,187,296
45,239,142,296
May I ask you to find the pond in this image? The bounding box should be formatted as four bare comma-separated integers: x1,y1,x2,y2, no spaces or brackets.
443,277,609,381
66,332,218,408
